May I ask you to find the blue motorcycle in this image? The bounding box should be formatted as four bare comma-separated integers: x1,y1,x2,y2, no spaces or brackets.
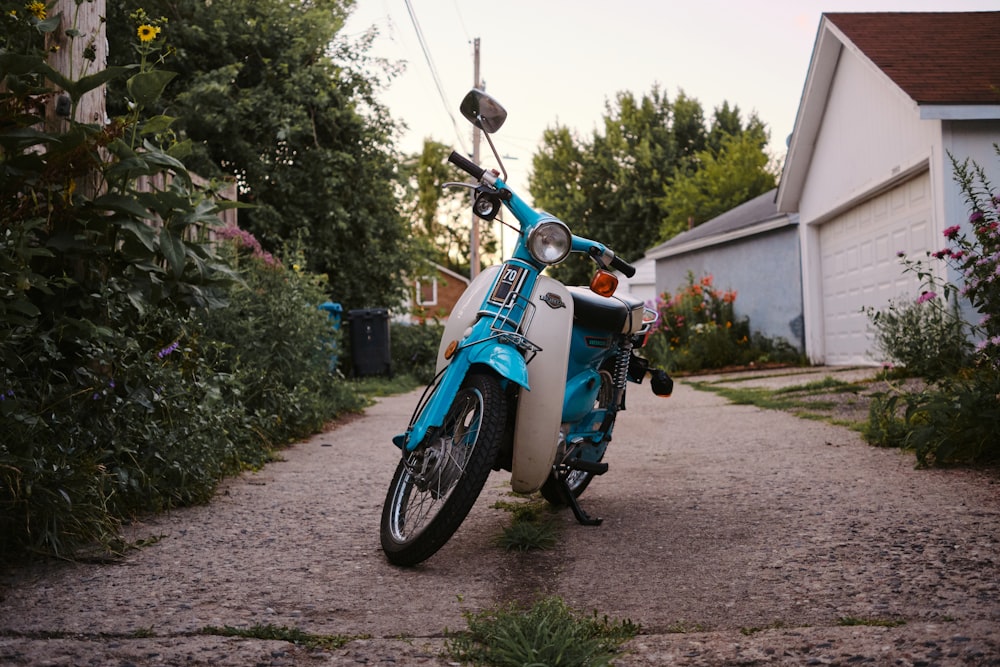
380,89,673,566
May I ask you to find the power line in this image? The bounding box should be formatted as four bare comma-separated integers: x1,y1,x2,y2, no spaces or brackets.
402,0,468,153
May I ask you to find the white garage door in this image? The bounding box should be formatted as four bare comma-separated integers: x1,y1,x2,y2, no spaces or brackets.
819,171,933,365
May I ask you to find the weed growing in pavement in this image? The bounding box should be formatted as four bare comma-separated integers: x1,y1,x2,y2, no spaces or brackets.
740,620,792,635
199,623,365,650
492,497,559,552
665,619,710,633
688,376,871,431
494,518,559,552
447,596,639,667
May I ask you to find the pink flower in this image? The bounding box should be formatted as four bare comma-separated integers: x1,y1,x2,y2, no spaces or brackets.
916,291,936,304
943,225,961,239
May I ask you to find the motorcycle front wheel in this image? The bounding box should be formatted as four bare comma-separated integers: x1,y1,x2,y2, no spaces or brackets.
380,372,506,566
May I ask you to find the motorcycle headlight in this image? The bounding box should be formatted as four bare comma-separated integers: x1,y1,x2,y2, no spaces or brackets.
527,220,572,265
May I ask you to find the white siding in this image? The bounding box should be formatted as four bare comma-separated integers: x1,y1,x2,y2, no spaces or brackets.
797,44,937,224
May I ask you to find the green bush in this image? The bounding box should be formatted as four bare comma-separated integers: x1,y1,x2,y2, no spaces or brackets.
864,294,971,380
0,13,364,560
861,149,1000,465
390,320,444,384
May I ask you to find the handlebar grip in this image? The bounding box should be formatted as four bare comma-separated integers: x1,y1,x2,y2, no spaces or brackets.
448,151,486,180
611,255,636,278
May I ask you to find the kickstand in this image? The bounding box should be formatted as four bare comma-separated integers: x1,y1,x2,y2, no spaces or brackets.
559,475,602,526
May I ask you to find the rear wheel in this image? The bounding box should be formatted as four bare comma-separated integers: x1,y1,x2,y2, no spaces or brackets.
540,466,595,506
540,368,615,506
380,372,506,566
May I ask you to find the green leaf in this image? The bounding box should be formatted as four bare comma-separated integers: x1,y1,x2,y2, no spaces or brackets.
127,70,178,108
66,66,134,101
116,220,158,252
140,115,177,136
159,229,186,279
34,13,62,34
166,139,194,161
93,193,152,219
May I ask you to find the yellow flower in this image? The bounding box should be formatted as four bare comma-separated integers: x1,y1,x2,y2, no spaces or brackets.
137,24,160,42
26,1,45,20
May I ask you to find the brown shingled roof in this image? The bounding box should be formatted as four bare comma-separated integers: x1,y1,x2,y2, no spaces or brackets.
825,11,1000,106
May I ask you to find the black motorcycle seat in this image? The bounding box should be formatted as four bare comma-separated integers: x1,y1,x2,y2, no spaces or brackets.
566,286,645,334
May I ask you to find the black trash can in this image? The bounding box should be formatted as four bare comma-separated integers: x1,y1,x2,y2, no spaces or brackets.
347,308,392,377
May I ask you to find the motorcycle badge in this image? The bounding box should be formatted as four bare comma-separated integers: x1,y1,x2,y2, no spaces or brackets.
539,292,566,310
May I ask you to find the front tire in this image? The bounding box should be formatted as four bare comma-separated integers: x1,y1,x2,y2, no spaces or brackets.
380,372,506,566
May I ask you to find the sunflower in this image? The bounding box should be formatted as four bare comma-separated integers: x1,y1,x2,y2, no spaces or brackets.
137,24,160,42
26,1,46,20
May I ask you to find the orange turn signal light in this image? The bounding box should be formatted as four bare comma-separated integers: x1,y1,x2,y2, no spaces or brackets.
444,339,459,360
590,269,619,297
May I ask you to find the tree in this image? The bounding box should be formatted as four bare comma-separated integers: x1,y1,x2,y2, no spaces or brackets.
531,88,693,284
396,139,496,277
659,118,777,239
529,88,776,284
104,0,414,309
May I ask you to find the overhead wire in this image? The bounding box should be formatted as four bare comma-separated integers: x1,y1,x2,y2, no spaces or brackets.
403,0,468,154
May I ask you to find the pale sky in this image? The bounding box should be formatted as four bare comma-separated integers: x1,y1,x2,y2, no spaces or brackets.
344,0,998,190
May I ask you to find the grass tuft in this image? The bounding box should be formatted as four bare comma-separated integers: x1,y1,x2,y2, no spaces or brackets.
447,596,639,667
199,623,364,650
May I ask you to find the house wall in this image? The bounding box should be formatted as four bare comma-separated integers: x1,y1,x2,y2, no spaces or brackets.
797,46,939,226
618,257,657,304
654,226,804,351
795,45,946,363
939,120,1000,331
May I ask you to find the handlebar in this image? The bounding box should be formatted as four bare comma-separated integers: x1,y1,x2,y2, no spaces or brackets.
447,149,636,278
448,151,486,180
610,255,636,278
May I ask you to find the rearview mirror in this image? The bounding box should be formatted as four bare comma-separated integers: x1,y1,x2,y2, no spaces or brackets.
459,89,507,133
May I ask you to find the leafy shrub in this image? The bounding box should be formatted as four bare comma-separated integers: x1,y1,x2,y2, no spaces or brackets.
0,13,364,560
201,241,364,447
864,293,972,380
390,320,444,384
903,367,1000,466
861,149,1000,465
642,272,802,372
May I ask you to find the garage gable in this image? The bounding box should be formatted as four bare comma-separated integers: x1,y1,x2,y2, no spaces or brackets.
778,11,1000,364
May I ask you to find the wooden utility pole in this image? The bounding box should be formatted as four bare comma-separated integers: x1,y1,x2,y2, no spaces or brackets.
46,0,108,127
469,37,481,279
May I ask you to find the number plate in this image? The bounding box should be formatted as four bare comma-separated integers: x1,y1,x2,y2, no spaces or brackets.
488,263,527,306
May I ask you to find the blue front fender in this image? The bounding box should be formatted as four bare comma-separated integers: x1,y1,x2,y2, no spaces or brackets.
393,342,529,451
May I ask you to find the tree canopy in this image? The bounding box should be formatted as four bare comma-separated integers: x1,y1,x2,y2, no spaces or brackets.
396,139,496,278
529,87,776,284
105,0,414,309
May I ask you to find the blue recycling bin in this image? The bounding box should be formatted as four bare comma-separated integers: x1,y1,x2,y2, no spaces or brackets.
318,301,343,370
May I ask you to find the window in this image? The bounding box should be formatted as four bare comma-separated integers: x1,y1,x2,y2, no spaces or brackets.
416,278,437,306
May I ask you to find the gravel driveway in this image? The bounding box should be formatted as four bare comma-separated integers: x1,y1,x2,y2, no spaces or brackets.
1,368,998,666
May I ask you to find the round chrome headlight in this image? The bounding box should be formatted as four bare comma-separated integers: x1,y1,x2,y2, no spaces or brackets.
527,219,572,265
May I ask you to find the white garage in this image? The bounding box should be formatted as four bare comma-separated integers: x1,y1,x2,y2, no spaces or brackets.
818,172,933,365
775,12,1000,365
